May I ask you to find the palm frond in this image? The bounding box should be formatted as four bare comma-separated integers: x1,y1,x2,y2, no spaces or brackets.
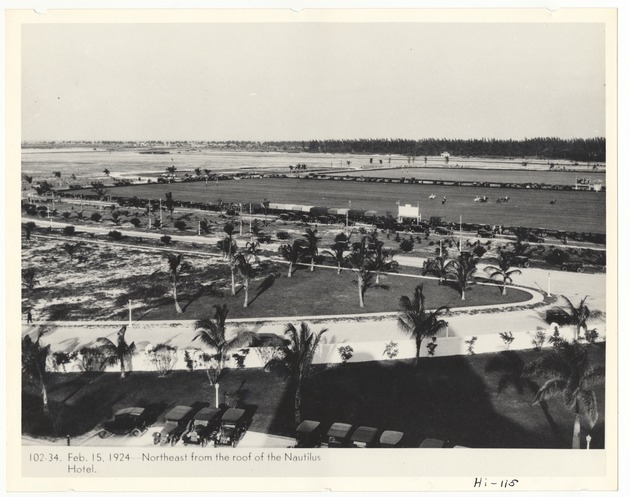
534,379,567,403
225,331,257,352
577,390,599,427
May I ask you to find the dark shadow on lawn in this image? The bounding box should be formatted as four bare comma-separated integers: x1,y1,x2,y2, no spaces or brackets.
248,274,276,307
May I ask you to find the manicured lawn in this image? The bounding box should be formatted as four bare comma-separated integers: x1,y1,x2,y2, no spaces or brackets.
138,264,532,321
22,344,605,448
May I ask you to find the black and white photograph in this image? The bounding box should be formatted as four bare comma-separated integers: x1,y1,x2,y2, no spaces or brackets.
6,6,618,492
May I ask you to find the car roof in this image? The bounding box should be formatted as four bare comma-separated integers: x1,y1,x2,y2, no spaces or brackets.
164,406,194,421
194,407,222,421
326,423,353,438
296,420,321,434
221,408,245,423
419,438,446,448
379,430,404,446
115,407,145,416
350,426,379,443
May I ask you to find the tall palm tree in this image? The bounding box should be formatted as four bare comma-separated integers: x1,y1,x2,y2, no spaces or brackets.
233,242,260,308
22,328,51,411
222,223,238,295
322,232,350,274
302,228,320,272
193,305,257,374
164,253,190,314
485,251,522,296
279,240,305,278
96,325,137,378
368,239,398,284
344,236,374,308
397,284,449,366
523,339,605,449
425,256,449,285
444,252,479,300
551,296,591,341
264,322,327,425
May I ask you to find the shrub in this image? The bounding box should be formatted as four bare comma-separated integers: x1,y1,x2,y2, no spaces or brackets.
145,343,177,376
399,237,414,252
90,212,102,222
62,225,76,236
129,217,142,228
383,341,399,359
548,326,564,348
531,330,546,352
108,230,123,241
62,211,72,219
465,336,477,355
426,337,438,356
174,220,187,231
161,235,172,245
395,233,401,242
499,331,514,349
183,350,195,372
199,219,212,234
74,347,105,372
276,230,291,240
546,248,569,265
52,351,72,372
473,245,487,257
338,345,354,363
584,328,599,344
232,349,249,369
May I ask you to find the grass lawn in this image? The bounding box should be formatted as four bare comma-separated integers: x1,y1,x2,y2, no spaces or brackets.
139,264,533,321
22,344,605,448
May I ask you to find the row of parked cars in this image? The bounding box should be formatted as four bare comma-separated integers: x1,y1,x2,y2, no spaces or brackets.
293,420,405,448
99,406,249,448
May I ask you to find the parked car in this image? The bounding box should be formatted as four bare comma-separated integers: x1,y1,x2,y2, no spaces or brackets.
513,256,530,268
561,261,584,272
434,226,452,235
325,423,354,447
181,407,222,447
419,438,449,448
214,408,247,448
294,420,323,448
378,430,404,448
477,229,495,238
528,233,545,243
99,407,149,438
153,406,195,446
350,426,379,448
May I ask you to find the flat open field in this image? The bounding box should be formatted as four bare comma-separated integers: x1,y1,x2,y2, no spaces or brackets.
102,178,606,233
331,166,606,186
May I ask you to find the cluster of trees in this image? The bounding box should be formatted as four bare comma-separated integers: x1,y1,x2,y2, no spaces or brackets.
299,137,605,162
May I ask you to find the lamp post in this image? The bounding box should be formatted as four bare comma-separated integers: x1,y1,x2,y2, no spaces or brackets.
214,383,220,408
459,215,462,252
439,239,443,258
346,200,351,229
198,220,201,236
586,434,591,450
239,203,243,236
547,272,551,297
416,201,420,225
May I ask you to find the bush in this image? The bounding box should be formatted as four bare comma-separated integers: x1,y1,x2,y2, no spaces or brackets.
63,225,76,236
74,347,105,372
108,230,123,241
548,326,564,348
473,245,487,257
183,350,195,372
399,237,414,252
531,330,546,352
232,349,249,369
276,230,291,240
426,337,438,356
161,235,172,245
338,345,354,363
383,341,399,359
584,328,599,344
90,212,102,222
62,211,72,219
546,248,570,266
129,217,142,228
174,220,188,231
499,331,514,349
52,351,72,372
465,336,477,355
145,343,177,376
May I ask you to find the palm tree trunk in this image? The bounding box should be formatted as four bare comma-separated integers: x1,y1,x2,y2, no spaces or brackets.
120,359,127,379
572,405,581,449
231,269,236,295
243,279,249,308
287,263,292,278
415,340,421,367
358,276,364,308
461,288,466,301
310,257,315,272
337,262,341,275
40,380,49,411
502,282,507,296
173,283,183,314
294,382,302,425
376,272,380,284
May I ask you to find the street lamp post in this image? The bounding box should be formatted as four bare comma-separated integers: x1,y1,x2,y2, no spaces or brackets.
439,239,443,258
586,434,592,450
547,272,551,297
198,220,201,236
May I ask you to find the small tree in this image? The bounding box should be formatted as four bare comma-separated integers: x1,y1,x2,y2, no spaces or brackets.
164,253,190,314
444,252,479,300
160,235,172,245
145,343,177,377
63,225,76,236
129,217,142,228
22,267,38,292
426,337,438,357
302,228,321,272
383,341,399,359
174,220,187,231
96,325,137,378
322,232,350,275
485,251,522,296
531,330,547,352
90,212,102,222
108,230,123,241
22,328,51,411
165,192,175,219
279,240,305,278
24,221,37,240
338,345,354,363
499,331,515,350
465,336,477,355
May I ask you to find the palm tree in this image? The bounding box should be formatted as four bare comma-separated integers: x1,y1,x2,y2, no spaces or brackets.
279,240,305,278
24,221,37,241
22,328,51,411
344,236,375,308
523,339,605,449
221,223,238,295
233,242,260,308
485,251,522,296
164,253,190,314
62,242,81,261
444,252,479,300
22,267,38,293
397,284,449,366
264,322,327,424
193,304,257,374
322,232,350,274
103,168,110,177
425,256,449,285
551,296,591,341
95,325,137,378
302,228,320,272
369,238,398,284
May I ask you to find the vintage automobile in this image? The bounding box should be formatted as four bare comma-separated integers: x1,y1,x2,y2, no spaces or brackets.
153,406,194,446
527,233,545,243
214,408,247,448
419,438,449,448
181,407,222,447
294,420,323,448
378,430,404,448
325,423,354,448
477,229,495,238
99,407,149,438
434,226,452,235
513,256,530,268
350,426,379,448
561,261,584,273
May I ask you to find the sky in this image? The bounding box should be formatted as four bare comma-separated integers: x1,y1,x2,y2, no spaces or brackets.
21,22,606,142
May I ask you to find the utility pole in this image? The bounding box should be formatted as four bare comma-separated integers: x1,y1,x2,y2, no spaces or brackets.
459,214,462,252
